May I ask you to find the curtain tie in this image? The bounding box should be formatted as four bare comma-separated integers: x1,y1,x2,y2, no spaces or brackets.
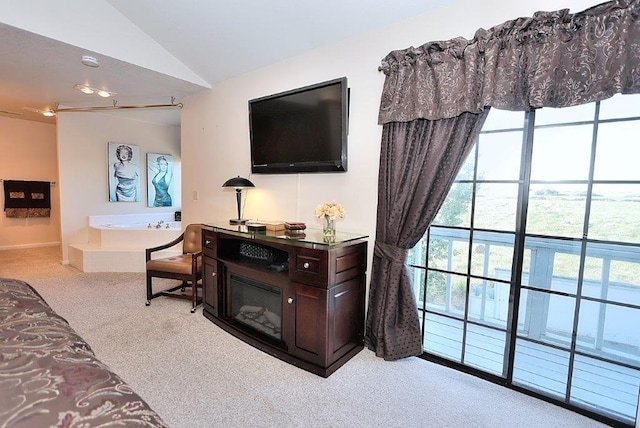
374,241,407,265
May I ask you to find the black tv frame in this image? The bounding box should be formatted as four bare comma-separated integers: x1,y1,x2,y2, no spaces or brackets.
248,77,348,174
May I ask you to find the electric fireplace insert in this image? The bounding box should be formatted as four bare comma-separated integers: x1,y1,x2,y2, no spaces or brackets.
229,273,282,340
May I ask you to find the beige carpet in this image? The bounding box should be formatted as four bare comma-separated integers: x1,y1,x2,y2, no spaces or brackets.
0,246,608,428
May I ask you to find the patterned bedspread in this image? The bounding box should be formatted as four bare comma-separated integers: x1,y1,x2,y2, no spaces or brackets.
0,278,168,427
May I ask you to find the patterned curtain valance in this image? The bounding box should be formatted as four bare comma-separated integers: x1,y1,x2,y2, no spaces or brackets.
378,0,640,123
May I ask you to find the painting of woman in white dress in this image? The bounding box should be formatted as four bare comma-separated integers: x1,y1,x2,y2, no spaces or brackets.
147,153,173,207
108,143,141,202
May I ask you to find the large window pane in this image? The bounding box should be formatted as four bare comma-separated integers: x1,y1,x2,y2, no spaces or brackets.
577,300,640,367
522,237,581,295
427,228,469,275
432,183,472,228
464,323,506,376
474,183,518,231
589,184,640,243
571,355,640,425
423,312,463,361
513,339,570,399
425,271,467,316
527,183,587,238
470,233,514,280
530,125,593,181
517,289,575,348
594,122,640,180
583,243,640,307
468,279,509,328
477,131,522,180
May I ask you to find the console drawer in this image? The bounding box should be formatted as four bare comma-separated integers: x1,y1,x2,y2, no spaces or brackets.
292,248,327,286
202,230,216,257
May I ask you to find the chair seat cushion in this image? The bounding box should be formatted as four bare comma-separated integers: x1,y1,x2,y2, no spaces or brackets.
146,254,202,275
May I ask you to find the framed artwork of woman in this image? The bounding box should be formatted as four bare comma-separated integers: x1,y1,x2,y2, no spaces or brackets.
108,142,141,202
147,153,174,207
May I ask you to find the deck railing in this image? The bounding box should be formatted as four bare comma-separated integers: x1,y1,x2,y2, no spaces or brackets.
410,227,640,365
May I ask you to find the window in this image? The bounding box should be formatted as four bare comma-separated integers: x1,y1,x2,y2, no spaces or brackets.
408,94,640,426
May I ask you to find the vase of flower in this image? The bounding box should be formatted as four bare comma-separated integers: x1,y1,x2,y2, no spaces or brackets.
323,215,336,243
314,201,344,244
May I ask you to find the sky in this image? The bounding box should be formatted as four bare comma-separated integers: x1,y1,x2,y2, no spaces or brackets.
474,93,640,196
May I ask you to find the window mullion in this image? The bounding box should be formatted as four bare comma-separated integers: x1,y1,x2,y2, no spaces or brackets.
504,109,536,381
564,101,601,401
461,136,481,365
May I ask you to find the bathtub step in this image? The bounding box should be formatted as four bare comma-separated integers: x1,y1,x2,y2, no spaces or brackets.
69,244,180,273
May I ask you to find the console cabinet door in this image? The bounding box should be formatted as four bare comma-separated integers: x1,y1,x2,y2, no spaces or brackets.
326,276,365,363
203,258,218,315
292,278,364,368
292,282,328,366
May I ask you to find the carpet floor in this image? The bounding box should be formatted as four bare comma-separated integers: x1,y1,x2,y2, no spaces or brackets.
0,246,609,427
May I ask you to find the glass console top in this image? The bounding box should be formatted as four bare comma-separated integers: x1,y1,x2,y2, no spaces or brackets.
205,222,368,247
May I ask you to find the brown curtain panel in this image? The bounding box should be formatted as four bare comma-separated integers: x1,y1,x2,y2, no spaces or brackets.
367,0,640,360
365,112,488,360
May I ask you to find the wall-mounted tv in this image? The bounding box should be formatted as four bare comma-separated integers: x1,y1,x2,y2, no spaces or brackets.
249,77,348,174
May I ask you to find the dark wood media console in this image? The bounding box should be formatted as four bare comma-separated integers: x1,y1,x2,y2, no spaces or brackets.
201,223,368,377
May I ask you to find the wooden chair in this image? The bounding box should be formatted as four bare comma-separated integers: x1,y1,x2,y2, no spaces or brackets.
145,223,203,313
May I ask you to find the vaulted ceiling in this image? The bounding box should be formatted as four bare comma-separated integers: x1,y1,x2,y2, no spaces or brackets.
0,0,448,126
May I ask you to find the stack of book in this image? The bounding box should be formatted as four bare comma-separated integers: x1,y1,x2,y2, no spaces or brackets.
284,222,306,239
249,221,307,238
260,221,286,233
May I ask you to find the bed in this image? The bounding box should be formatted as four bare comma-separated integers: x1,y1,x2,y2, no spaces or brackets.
0,278,167,427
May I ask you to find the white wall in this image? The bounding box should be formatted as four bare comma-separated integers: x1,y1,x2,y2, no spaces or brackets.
57,112,181,263
180,0,598,270
0,116,59,249
0,0,208,87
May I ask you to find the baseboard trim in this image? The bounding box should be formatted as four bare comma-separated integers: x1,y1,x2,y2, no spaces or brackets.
0,242,61,251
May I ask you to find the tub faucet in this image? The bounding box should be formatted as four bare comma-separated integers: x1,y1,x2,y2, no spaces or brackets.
155,220,164,229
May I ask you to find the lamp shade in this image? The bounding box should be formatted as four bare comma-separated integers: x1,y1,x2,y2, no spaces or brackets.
222,176,255,225
222,176,255,188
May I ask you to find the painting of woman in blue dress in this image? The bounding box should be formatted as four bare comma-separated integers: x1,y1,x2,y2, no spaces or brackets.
108,143,140,202
147,153,173,207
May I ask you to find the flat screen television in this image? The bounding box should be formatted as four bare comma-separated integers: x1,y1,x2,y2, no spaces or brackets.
249,77,348,174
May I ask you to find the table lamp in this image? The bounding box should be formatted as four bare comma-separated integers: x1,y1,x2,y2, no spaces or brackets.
222,176,255,225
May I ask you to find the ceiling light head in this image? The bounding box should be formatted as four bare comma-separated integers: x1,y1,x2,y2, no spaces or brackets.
74,84,95,95
81,55,99,67
74,84,115,97
22,107,56,117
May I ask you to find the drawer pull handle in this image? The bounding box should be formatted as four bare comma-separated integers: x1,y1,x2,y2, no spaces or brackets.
205,240,212,245
287,298,294,304
303,262,310,269
212,272,216,277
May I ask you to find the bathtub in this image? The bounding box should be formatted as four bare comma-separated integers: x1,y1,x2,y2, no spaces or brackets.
69,214,184,272
88,221,182,249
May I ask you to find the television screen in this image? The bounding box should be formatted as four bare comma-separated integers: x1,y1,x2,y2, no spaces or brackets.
249,77,348,174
